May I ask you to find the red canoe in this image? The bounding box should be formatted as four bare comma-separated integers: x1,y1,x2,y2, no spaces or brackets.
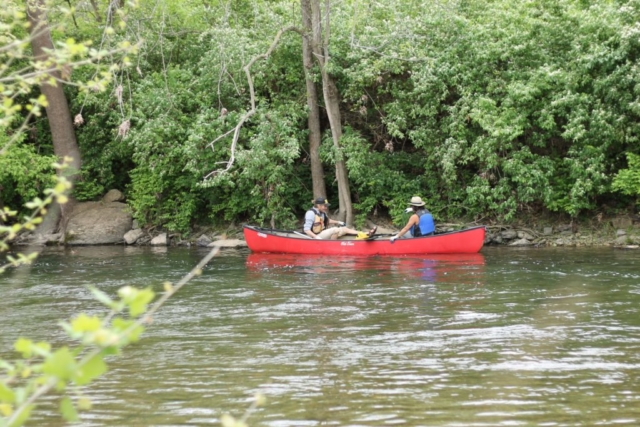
243,225,486,255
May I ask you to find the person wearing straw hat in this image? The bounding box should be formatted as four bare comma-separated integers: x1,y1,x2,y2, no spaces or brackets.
303,197,377,240
389,196,435,242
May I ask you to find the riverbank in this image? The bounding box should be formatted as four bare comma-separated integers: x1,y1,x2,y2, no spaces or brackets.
12,206,640,249
478,213,640,248
165,213,640,250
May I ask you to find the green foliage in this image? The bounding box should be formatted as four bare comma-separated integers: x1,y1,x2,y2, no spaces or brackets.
0,159,73,273
612,152,640,205
0,285,155,426
25,0,640,231
198,107,306,229
69,83,135,201
118,9,310,231
0,138,57,215
334,0,640,220
339,127,428,227
0,0,137,153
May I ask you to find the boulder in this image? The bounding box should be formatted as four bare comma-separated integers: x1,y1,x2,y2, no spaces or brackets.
500,230,518,240
124,229,145,245
150,233,168,246
554,238,573,246
517,231,535,240
509,238,532,246
196,234,212,247
66,202,132,245
102,189,125,203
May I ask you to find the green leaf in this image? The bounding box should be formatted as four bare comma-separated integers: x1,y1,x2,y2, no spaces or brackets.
129,288,155,317
118,286,155,317
74,354,107,386
60,396,78,422
42,347,76,381
0,402,13,418
71,314,102,333
13,339,33,358
0,382,15,403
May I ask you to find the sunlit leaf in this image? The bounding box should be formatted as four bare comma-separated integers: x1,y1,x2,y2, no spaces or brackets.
129,288,155,317
0,382,15,403
71,314,101,333
42,347,76,381
13,338,33,358
60,396,78,422
74,354,106,386
0,402,13,417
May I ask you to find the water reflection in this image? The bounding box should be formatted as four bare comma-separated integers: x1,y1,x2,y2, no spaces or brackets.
246,253,485,283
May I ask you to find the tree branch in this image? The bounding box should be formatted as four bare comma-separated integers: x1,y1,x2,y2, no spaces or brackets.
203,25,303,180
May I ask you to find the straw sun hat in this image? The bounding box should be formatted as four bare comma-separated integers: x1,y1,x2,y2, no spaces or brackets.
408,196,426,207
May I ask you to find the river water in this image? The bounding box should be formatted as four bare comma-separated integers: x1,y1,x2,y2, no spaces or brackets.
2,246,640,426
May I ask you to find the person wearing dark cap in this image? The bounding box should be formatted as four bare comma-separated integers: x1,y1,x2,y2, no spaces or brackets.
303,197,376,240
389,196,435,242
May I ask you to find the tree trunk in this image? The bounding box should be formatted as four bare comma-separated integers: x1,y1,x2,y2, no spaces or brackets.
301,0,326,200
89,0,102,22
322,76,353,224
26,0,81,173
309,0,353,224
26,0,81,233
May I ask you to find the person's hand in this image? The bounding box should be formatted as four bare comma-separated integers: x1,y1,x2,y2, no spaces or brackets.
315,236,322,240
390,234,398,243
337,221,346,227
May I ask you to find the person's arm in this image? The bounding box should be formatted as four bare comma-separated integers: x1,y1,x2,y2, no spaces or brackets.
328,218,346,226
391,215,418,241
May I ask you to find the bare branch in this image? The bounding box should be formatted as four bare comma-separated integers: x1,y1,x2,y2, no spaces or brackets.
207,128,236,151
202,25,303,180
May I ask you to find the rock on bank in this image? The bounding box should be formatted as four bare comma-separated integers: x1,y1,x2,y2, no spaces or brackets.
65,201,132,245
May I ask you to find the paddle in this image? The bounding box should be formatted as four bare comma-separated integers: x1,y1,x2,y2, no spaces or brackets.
293,231,313,239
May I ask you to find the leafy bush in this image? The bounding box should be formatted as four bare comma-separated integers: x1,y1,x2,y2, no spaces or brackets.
612,152,640,206
0,138,57,218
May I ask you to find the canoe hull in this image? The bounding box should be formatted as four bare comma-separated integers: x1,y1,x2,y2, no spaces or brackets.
243,225,485,255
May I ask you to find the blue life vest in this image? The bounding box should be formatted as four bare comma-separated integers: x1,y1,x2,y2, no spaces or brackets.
410,209,435,237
